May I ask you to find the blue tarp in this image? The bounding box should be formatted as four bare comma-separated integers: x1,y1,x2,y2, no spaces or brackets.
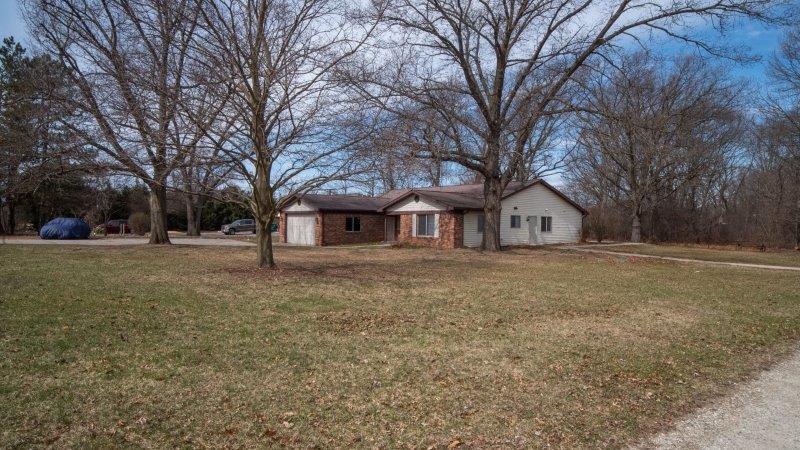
39,218,92,240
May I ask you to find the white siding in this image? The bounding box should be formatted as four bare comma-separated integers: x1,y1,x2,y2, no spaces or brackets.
284,201,316,212
500,183,582,245
463,211,483,247
463,184,582,247
386,195,444,214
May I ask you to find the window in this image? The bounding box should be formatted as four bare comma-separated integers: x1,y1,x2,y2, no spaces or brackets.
477,214,485,233
510,215,521,228
416,214,435,237
540,216,552,232
345,216,361,232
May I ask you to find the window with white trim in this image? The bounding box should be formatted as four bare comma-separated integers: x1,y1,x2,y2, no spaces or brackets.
510,215,521,228
416,214,435,236
540,216,552,232
345,216,361,232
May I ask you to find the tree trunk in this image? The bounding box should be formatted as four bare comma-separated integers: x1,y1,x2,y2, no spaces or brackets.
256,217,275,268
193,197,204,237
148,184,171,244
795,195,799,251
253,154,276,267
631,210,642,243
481,176,503,251
185,193,201,236
7,198,16,235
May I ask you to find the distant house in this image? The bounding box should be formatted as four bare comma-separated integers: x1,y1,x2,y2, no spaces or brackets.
279,180,587,248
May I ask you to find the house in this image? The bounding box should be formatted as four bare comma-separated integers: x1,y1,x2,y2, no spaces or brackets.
279,180,587,248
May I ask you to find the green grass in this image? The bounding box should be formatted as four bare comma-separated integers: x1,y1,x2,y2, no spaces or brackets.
1,244,800,447
599,243,800,267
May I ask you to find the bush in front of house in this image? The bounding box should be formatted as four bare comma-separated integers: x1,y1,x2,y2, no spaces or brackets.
128,212,150,235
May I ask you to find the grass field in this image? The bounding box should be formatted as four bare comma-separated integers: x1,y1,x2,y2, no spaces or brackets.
2,244,800,447
599,243,800,267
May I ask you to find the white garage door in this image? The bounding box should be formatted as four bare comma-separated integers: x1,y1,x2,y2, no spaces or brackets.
286,215,316,245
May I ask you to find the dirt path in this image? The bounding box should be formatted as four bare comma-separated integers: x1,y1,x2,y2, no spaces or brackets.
640,349,800,449
563,245,800,272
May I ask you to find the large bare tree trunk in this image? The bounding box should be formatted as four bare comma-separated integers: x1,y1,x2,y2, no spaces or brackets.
7,198,16,235
185,193,203,236
631,210,642,243
253,152,276,268
481,175,503,251
148,185,171,244
795,195,800,250
256,217,275,269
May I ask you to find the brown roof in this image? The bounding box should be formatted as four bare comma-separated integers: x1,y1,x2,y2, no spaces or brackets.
295,194,386,212
284,180,587,215
377,180,587,214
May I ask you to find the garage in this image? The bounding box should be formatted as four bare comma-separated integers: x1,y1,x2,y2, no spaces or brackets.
286,214,316,245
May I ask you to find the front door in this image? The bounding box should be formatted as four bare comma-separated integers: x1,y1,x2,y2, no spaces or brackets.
528,215,539,245
385,216,397,242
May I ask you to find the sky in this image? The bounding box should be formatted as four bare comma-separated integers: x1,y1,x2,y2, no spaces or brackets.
0,1,27,44
0,0,791,190
1,0,787,85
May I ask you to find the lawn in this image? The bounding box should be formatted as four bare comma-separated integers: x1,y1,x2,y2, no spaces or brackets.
1,245,799,447
598,243,800,268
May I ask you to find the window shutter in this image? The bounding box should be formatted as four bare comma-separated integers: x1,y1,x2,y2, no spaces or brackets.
434,214,440,237
412,214,417,237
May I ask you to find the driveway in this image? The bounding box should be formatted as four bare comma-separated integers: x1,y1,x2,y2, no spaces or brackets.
640,349,800,449
0,237,255,247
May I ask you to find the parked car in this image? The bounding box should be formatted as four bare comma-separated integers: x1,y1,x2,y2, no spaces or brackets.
221,219,256,235
99,219,130,234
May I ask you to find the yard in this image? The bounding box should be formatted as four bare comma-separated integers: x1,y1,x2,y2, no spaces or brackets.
1,244,799,447
598,243,800,268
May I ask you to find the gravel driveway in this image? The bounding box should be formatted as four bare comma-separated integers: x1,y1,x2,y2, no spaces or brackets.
641,349,800,449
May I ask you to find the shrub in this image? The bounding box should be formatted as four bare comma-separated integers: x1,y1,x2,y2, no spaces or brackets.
128,212,150,235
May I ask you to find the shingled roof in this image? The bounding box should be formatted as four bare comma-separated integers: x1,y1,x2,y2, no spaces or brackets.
376,180,588,213
287,180,586,214
293,194,387,212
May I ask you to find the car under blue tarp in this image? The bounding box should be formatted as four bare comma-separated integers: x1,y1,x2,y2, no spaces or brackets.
39,218,92,240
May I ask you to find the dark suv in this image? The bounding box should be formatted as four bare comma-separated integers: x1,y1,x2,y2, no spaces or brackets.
99,219,130,234
221,219,256,235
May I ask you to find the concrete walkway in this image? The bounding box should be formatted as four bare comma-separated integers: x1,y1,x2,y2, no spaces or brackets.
562,245,800,272
641,349,800,449
0,237,255,246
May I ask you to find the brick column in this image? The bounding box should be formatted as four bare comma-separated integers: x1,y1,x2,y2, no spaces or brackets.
279,213,287,243
315,213,324,246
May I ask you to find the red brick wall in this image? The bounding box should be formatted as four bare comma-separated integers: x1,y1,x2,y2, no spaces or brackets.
279,214,287,243
319,212,385,246
396,212,463,248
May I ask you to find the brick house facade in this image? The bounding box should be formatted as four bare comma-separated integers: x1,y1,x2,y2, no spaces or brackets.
395,212,463,249
279,181,585,248
318,212,385,246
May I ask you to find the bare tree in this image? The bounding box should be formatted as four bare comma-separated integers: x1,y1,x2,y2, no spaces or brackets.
195,0,379,267
171,74,236,236
354,0,784,250
763,25,800,249
567,53,743,242
25,0,201,244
